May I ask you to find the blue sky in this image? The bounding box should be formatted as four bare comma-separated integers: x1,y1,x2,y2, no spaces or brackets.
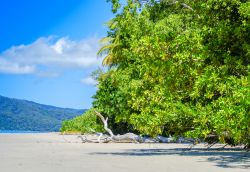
0,0,114,109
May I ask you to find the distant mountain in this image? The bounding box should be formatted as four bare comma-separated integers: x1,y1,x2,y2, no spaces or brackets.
0,95,86,131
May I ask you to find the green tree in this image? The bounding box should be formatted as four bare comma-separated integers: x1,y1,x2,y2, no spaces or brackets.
60,108,104,134
93,0,250,146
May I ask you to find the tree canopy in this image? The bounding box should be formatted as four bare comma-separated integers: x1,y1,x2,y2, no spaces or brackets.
62,0,249,146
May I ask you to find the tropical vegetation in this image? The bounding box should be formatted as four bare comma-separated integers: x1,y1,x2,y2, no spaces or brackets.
62,0,250,146
60,108,103,134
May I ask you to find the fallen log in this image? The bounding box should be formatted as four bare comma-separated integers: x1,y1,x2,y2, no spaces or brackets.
93,109,143,143
92,109,180,143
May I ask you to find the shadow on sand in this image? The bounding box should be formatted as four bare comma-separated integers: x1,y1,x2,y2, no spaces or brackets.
90,147,250,169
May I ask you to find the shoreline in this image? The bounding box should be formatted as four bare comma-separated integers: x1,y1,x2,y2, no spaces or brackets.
0,133,249,172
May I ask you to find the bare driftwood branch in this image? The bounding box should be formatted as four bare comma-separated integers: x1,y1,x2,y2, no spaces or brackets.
77,135,111,143
93,109,144,143
180,2,194,11
94,109,114,138
82,110,249,149
92,109,181,143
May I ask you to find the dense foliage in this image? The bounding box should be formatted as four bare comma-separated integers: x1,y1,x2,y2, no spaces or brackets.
92,0,250,146
60,108,104,133
0,95,85,131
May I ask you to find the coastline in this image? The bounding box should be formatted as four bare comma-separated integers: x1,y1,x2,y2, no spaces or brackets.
0,130,50,134
0,133,249,172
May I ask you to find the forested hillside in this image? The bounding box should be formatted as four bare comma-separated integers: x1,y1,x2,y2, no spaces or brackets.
62,0,250,146
0,95,85,131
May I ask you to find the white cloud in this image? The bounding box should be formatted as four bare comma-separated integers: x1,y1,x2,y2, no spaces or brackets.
0,58,35,74
80,77,98,86
0,36,102,75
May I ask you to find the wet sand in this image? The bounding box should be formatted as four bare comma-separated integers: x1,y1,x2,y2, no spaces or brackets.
0,133,249,172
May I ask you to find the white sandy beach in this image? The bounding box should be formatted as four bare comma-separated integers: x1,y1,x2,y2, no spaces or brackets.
0,133,249,172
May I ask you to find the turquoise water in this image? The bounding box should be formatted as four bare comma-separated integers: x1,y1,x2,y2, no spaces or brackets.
0,130,47,133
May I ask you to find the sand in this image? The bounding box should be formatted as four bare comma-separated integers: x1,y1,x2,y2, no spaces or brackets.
0,133,249,172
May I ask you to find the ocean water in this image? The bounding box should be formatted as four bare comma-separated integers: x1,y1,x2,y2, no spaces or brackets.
0,130,47,133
